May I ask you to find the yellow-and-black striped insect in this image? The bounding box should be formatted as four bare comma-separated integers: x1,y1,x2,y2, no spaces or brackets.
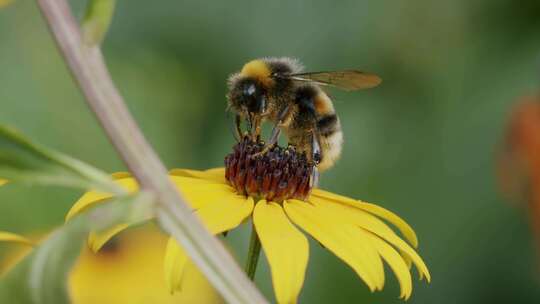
227,57,381,177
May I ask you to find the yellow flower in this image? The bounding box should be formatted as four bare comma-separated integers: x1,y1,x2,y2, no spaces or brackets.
0,226,223,304
69,225,223,304
67,166,430,303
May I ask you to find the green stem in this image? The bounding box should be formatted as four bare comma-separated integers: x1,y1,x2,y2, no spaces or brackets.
35,0,267,303
245,225,261,280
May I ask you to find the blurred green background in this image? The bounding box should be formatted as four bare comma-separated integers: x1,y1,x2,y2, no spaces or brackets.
2,0,540,303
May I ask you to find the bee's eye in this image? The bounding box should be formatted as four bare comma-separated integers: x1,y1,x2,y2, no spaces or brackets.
240,82,265,113
244,84,256,97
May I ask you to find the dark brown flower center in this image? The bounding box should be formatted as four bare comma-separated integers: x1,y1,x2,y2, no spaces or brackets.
224,137,315,202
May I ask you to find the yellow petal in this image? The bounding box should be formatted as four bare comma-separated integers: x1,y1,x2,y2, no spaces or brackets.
171,177,238,210
111,172,131,179
0,231,33,246
355,202,418,248
163,192,252,294
66,175,138,252
180,260,225,303
87,224,130,252
194,195,254,234
312,190,417,270
66,174,231,222
164,192,252,294
65,176,139,221
66,172,237,252
169,167,226,184
253,201,308,304
203,168,226,181
164,237,189,294
402,254,413,270
312,189,418,248
164,195,254,293
366,232,413,299
284,200,384,292
311,188,357,204
370,226,430,283
313,192,416,269
309,196,430,282
0,179,8,186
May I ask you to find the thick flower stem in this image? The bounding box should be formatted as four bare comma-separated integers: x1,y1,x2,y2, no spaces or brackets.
245,224,262,280
35,1,267,303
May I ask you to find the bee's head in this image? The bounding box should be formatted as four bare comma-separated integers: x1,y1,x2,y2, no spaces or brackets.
227,60,273,116
228,78,267,115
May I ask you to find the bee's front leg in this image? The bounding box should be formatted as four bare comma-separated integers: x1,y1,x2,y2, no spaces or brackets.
253,106,290,156
234,113,243,141
251,115,263,141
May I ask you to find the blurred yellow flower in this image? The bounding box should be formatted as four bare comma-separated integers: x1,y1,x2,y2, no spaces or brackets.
0,0,13,9
67,167,430,303
69,225,223,304
0,226,223,304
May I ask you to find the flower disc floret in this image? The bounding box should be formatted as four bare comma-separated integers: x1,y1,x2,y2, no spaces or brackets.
225,137,314,202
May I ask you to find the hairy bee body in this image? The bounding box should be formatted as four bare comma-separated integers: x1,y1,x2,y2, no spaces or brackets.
227,58,301,125
227,57,379,173
284,84,343,171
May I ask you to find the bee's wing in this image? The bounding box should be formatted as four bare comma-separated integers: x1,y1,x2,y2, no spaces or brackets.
284,70,382,91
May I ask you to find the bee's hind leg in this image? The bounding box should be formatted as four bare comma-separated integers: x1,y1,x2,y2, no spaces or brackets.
309,132,322,188
311,131,322,165
310,166,320,188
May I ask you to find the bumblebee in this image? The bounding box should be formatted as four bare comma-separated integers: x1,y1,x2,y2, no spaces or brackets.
226,57,381,174
227,57,303,138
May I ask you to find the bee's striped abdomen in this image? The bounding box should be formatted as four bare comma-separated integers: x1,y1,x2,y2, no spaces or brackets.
317,114,339,136
317,113,343,171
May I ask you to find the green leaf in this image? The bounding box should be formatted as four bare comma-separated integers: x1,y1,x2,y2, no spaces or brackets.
0,125,123,194
86,191,156,252
0,215,88,304
82,0,116,46
28,219,88,304
0,192,155,304
87,191,156,232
